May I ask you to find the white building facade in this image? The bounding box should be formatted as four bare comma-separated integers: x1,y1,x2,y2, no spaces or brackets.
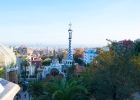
42,60,65,81
84,49,98,65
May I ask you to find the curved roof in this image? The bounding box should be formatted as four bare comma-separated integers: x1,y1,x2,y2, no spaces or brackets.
0,52,4,67
42,60,65,78
0,43,16,68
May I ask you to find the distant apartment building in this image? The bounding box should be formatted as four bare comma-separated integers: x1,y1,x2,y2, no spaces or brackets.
134,38,140,42
17,45,32,55
31,57,42,68
118,39,133,48
38,49,45,55
84,49,98,65
102,46,109,52
32,50,40,58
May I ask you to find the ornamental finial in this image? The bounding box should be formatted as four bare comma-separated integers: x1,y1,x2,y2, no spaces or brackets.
69,22,72,29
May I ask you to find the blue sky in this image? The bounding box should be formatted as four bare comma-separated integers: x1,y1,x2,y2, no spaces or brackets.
0,0,140,47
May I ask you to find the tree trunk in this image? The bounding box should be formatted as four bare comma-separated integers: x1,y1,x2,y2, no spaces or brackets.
113,85,116,100
25,66,26,81
113,92,116,100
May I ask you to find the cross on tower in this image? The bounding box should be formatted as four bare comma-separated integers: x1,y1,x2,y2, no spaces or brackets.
69,22,72,29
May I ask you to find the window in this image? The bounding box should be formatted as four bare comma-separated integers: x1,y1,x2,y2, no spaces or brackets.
54,72,56,76
51,71,59,77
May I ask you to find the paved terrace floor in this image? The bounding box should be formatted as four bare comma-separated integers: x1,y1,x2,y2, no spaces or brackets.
13,87,34,100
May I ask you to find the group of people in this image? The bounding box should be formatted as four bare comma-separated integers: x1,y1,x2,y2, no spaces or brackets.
16,93,26,100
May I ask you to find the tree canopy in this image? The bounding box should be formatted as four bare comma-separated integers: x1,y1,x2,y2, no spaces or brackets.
81,40,140,100
22,56,30,67
42,60,52,66
22,56,30,81
40,54,47,60
28,81,44,99
37,78,89,100
74,48,84,65
134,41,140,55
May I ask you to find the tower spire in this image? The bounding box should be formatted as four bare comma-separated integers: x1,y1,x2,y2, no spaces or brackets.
66,23,73,67
67,22,73,60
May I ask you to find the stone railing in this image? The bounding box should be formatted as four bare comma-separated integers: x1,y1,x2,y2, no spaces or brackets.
0,78,20,100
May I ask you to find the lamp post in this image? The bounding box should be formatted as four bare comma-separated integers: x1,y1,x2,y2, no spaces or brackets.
34,62,38,82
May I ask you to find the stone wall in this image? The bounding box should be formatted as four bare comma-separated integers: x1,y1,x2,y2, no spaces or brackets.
8,71,18,83
0,78,20,100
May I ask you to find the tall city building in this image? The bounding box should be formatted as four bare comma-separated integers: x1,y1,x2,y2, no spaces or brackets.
66,23,73,66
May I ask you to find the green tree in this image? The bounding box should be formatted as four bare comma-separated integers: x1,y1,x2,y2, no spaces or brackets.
82,40,140,100
96,48,103,54
134,41,140,55
74,48,84,64
42,60,52,66
37,78,89,100
57,55,63,63
22,56,30,81
49,55,53,60
28,81,44,99
0,66,5,78
40,54,47,60
66,61,76,80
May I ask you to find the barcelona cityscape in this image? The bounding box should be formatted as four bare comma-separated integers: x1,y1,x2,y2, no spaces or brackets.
0,0,140,100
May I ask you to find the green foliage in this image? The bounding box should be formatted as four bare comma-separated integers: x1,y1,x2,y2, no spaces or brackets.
0,54,5,78
0,67,5,78
49,55,53,59
42,60,52,66
81,40,140,100
74,48,84,63
57,55,63,63
22,56,30,81
28,81,45,99
22,56,30,67
37,78,89,100
96,48,103,54
134,41,140,55
66,61,76,80
40,55,47,60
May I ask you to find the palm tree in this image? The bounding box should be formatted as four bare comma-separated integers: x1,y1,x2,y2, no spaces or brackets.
37,78,89,100
22,56,30,81
28,81,44,100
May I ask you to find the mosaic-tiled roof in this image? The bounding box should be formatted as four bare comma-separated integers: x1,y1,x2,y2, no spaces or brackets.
0,43,16,68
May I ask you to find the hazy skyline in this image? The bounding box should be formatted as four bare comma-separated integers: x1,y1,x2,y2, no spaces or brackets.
0,0,140,46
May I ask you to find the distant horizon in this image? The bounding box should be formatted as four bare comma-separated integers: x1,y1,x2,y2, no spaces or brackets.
0,0,140,45
3,43,107,48
2,37,139,48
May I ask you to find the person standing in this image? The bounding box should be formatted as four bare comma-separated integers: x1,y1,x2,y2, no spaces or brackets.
24,93,26,98
19,93,21,99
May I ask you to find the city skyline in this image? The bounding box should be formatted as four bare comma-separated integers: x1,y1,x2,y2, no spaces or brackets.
0,0,140,46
